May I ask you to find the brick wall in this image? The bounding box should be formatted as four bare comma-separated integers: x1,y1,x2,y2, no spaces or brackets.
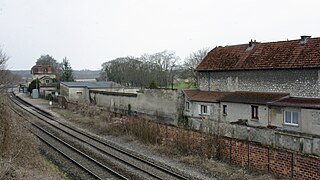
148,120,320,179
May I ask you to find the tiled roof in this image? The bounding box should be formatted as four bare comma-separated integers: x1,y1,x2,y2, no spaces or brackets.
196,37,320,71
31,65,55,74
218,91,289,105
269,97,320,109
61,81,122,88
183,89,232,103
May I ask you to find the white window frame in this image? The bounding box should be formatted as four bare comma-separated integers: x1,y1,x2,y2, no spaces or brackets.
200,105,208,115
284,110,299,126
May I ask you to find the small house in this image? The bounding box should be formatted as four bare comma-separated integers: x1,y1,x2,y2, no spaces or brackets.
269,97,320,136
60,81,122,102
218,91,289,127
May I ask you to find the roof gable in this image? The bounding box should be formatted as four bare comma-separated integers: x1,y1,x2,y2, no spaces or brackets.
196,37,320,71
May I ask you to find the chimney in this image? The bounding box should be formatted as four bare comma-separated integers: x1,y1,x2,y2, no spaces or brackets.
299,35,311,45
246,39,256,51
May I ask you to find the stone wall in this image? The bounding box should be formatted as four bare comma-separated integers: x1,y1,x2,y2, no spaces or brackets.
89,89,181,124
199,69,320,97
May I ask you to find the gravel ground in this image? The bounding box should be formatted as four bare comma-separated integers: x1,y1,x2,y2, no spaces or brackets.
39,140,95,180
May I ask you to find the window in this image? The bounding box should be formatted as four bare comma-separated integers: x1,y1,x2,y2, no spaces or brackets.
200,105,207,114
284,111,299,125
45,79,50,84
185,101,190,111
251,106,258,119
76,91,82,95
223,105,227,115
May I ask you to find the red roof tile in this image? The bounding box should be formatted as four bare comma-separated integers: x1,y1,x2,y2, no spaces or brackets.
269,97,320,109
183,89,232,103
196,37,320,71
218,91,289,104
31,65,55,74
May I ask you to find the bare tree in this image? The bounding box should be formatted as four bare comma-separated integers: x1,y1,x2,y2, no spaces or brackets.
183,47,210,87
100,51,180,88
0,49,10,89
140,50,179,87
0,49,22,92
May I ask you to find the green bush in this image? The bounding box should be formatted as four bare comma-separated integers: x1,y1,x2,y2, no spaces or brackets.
28,79,40,93
149,80,158,89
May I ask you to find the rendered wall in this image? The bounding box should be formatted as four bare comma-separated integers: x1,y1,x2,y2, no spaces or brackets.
220,102,269,127
89,89,181,124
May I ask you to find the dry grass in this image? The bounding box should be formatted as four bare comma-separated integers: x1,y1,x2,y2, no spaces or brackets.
180,156,275,180
0,97,66,179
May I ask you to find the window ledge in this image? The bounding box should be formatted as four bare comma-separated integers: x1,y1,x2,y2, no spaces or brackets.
251,118,259,121
283,123,299,127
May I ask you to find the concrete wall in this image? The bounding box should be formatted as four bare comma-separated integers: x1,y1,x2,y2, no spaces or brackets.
90,87,139,94
198,69,320,97
89,89,180,124
184,100,220,130
60,84,88,102
270,106,320,136
184,101,220,120
220,102,269,127
303,109,320,136
191,120,320,156
270,106,302,132
69,87,88,102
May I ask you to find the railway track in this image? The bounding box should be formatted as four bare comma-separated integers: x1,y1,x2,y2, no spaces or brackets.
8,91,189,180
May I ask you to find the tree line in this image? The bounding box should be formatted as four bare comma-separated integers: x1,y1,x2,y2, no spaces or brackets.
100,48,210,88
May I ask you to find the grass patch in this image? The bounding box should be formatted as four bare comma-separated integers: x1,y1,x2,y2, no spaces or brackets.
173,82,196,90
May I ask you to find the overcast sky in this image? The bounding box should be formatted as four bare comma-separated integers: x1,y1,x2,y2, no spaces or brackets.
0,0,319,70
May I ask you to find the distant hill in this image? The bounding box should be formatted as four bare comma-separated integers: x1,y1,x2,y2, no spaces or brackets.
11,70,31,78
11,70,101,80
